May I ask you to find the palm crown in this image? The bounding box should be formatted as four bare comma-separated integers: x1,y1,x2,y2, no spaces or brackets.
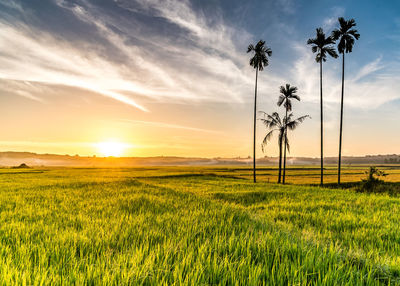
331,17,360,54
260,112,309,153
247,40,272,71
307,27,338,62
277,84,300,111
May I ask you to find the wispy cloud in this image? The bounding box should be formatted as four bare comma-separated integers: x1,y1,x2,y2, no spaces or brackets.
351,56,384,82
289,42,400,112
1,0,399,114
0,0,24,13
0,0,260,111
323,7,345,31
0,21,150,111
0,80,45,102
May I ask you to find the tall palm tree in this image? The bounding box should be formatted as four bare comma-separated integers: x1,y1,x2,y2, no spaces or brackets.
247,40,272,183
307,28,338,186
277,84,300,184
260,112,309,183
331,18,360,184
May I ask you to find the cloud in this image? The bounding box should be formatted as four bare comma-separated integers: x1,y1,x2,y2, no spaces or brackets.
289,42,400,112
1,0,399,116
0,0,24,13
323,7,345,31
0,80,45,102
351,56,384,82
0,0,262,112
0,21,149,110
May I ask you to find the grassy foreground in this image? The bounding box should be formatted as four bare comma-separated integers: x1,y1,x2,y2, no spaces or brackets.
0,167,400,285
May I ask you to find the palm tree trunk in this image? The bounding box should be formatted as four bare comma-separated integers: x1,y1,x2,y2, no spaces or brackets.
320,60,323,186
278,136,282,183
282,107,288,184
338,53,345,185
253,68,258,183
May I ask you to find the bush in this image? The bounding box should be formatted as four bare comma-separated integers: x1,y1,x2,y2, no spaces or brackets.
356,166,387,193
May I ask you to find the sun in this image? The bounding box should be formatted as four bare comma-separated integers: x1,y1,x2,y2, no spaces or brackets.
96,141,129,157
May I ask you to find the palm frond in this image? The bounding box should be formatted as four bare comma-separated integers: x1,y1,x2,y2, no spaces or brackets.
291,94,300,101
347,18,356,28
296,115,311,123
307,38,317,45
256,40,265,49
260,118,278,129
271,112,281,124
326,46,338,58
331,29,341,41
259,111,283,129
325,35,336,45
348,29,360,39
259,111,268,117
265,46,272,57
288,86,298,95
286,114,310,130
262,129,276,145
338,17,346,27
285,136,290,153
277,95,285,107
311,46,318,53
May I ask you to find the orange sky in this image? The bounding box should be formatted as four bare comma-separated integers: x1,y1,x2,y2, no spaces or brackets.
1,1,400,158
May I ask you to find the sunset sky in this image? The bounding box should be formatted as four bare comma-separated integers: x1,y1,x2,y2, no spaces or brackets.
0,0,399,157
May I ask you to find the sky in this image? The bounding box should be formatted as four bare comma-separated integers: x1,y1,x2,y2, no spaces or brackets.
0,0,399,158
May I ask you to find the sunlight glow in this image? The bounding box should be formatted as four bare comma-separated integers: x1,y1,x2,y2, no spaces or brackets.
96,141,130,157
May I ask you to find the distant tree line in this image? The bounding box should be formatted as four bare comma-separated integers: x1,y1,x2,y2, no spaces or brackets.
384,158,400,164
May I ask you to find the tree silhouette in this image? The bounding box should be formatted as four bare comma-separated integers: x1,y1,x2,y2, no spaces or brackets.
247,40,272,183
331,18,360,184
307,28,338,186
277,84,300,184
260,112,309,183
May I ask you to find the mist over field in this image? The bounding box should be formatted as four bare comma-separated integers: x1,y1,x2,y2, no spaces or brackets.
1,152,400,168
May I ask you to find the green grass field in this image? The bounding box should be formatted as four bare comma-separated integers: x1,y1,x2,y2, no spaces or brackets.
1,166,400,285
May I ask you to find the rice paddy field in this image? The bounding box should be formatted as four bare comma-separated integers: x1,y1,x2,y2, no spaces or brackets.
1,165,400,284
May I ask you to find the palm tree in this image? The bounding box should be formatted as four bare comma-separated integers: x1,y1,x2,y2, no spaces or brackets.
247,40,272,183
260,112,286,183
277,84,300,184
260,112,309,183
331,18,360,184
307,28,338,186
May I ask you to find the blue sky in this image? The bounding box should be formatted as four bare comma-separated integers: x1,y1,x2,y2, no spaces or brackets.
0,0,399,157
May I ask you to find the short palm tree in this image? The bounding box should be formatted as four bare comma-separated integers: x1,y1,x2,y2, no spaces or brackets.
247,40,272,183
331,18,360,184
277,84,300,184
260,112,309,183
307,28,338,186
